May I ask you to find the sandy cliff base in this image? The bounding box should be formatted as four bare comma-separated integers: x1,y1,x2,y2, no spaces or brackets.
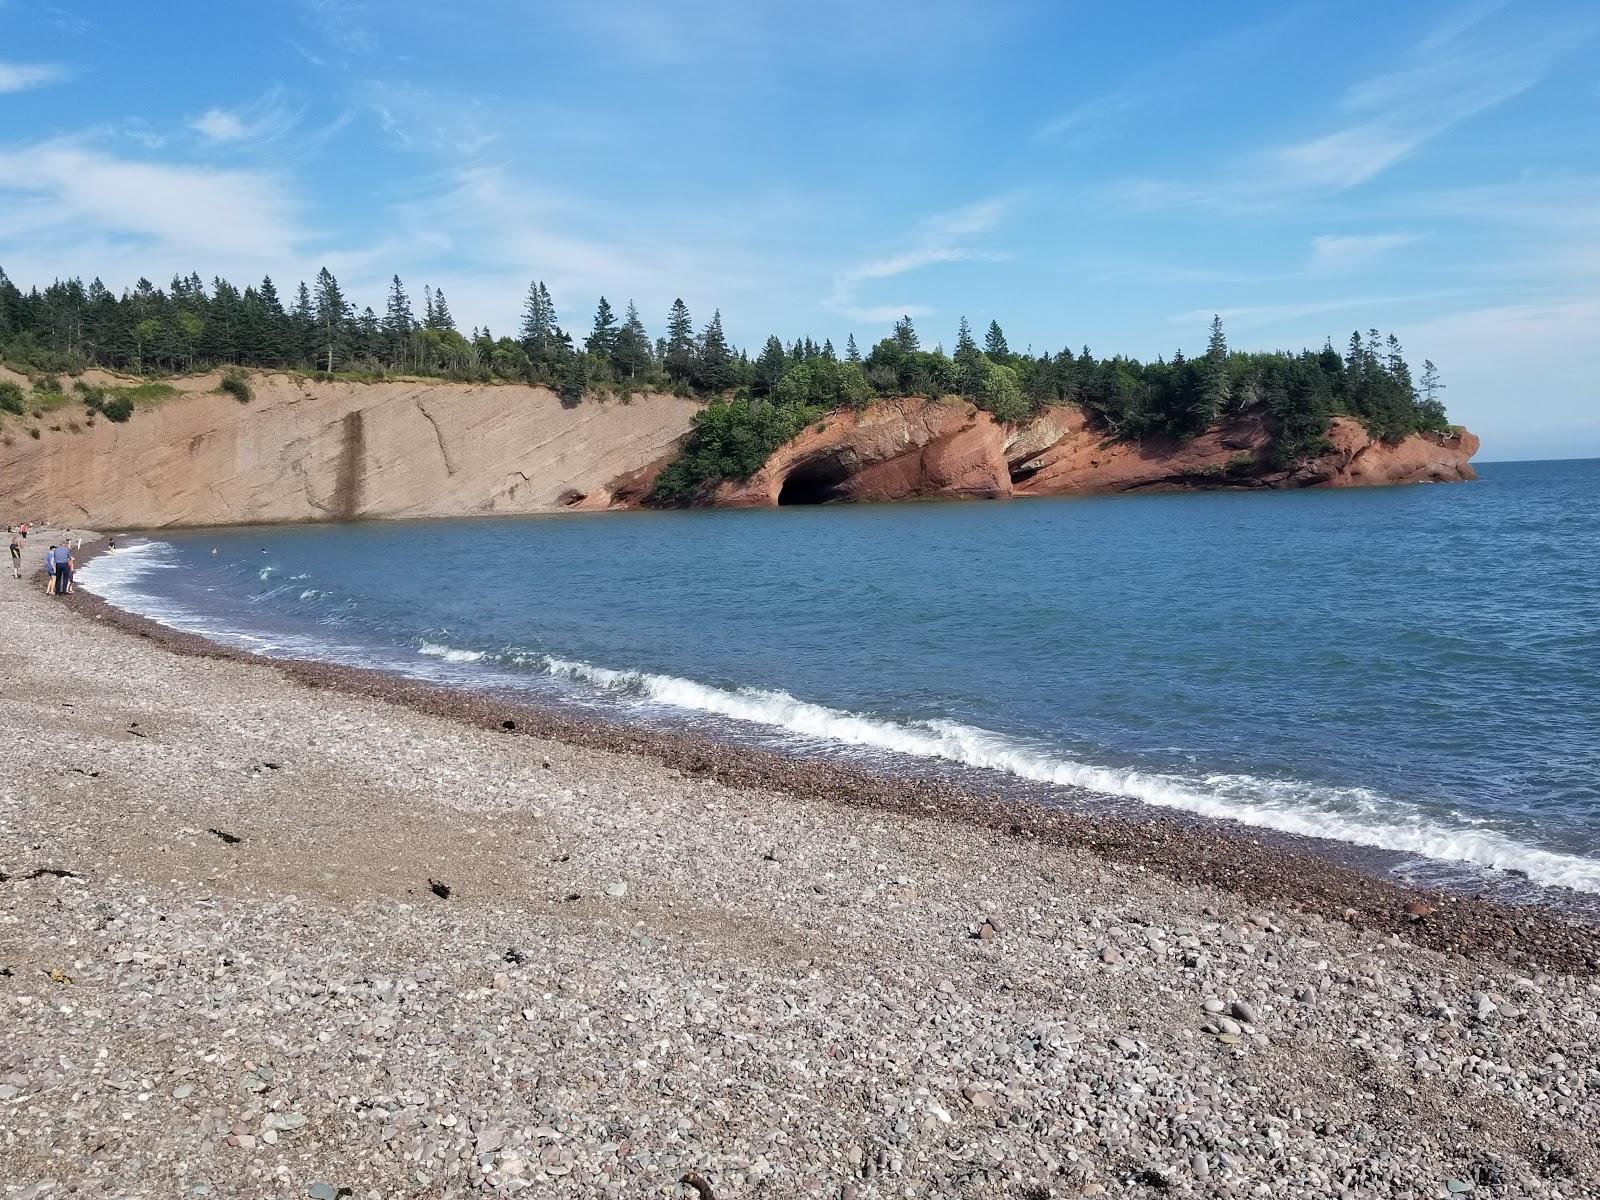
0,535,1592,1199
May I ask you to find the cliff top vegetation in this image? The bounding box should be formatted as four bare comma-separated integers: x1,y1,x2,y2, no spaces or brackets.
0,266,1451,490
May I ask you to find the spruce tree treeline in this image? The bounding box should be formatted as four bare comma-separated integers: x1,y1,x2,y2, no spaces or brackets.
0,265,1450,474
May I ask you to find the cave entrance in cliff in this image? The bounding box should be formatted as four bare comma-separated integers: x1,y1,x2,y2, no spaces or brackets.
777,458,851,506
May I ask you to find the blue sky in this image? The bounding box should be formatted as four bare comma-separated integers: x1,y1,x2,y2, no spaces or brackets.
1,0,1596,459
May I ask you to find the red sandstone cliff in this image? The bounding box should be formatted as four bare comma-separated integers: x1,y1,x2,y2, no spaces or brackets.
704,398,1477,507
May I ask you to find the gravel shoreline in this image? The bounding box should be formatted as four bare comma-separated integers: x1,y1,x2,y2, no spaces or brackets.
3,530,1598,1198
59,537,1600,978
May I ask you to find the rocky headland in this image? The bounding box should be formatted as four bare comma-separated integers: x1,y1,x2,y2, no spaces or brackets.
707,398,1479,508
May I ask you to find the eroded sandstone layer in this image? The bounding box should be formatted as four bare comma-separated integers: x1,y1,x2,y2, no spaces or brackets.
711,398,1478,506
0,369,700,527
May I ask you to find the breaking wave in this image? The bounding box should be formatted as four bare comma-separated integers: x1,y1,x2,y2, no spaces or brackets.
531,654,1600,894
418,640,486,664
76,546,1600,897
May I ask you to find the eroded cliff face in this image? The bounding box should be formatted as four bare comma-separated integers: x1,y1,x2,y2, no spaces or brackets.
712,398,1478,507
0,370,700,528
0,377,1478,528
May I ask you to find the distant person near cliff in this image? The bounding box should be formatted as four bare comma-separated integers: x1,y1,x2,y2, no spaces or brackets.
9,536,20,579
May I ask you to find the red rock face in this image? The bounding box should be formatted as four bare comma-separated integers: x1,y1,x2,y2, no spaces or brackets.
712,397,1010,507
660,398,1478,508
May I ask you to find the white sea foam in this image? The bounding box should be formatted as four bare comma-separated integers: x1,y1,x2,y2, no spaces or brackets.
418,640,486,664
536,655,1600,894
78,542,352,660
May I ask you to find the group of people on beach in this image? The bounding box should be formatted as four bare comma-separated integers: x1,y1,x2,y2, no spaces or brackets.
6,523,84,594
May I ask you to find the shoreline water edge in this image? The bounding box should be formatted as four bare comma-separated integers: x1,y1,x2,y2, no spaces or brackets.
5,526,1599,1198
55,533,1600,972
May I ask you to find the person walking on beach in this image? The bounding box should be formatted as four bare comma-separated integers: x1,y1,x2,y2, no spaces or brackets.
56,546,74,594
43,544,58,594
9,535,20,579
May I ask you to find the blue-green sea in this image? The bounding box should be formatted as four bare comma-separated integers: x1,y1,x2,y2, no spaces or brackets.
80,459,1600,898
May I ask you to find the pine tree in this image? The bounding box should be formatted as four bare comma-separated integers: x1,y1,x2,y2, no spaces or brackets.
845,333,861,364
586,296,619,359
356,306,381,363
984,320,1009,359
1199,314,1230,423
1345,330,1364,379
892,315,920,353
313,267,350,373
613,300,651,379
384,275,413,368
1420,359,1444,404
955,316,977,359
954,316,984,396
519,280,550,356
695,309,733,392
292,281,316,368
539,283,557,335
256,276,288,365
664,298,695,383
429,288,456,332
820,338,836,362
754,335,786,396
384,276,413,337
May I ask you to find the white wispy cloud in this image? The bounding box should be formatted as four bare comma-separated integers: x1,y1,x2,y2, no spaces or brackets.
0,60,71,94
191,110,247,142
824,197,1017,324
372,161,778,339
1116,10,1590,212
302,0,375,56
0,138,304,269
365,81,497,157
1036,11,1304,145
188,88,305,146
1168,290,1472,331
1309,232,1422,272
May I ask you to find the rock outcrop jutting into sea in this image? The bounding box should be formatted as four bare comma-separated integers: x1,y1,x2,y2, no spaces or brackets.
707,397,1479,507
0,371,1477,527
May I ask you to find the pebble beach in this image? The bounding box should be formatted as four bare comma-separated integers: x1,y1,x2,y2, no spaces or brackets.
2,531,1597,1200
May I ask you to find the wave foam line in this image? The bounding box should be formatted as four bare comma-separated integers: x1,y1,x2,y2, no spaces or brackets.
419,640,487,664
538,655,1600,894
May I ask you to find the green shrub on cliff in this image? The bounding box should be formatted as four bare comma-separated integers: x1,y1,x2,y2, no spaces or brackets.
0,380,24,415
649,395,827,505
973,360,1029,424
99,396,134,422
772,359,871,410
220,374,252,403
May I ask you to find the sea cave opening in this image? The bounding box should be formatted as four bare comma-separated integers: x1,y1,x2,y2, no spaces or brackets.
777,458,852,506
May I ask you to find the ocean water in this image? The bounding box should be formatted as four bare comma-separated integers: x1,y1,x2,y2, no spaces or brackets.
78,459,1600,898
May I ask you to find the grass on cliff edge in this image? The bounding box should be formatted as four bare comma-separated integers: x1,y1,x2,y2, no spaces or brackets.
0,377,181,433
